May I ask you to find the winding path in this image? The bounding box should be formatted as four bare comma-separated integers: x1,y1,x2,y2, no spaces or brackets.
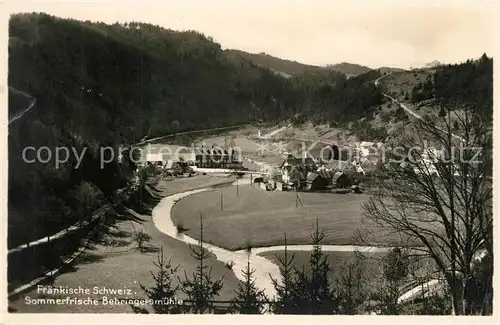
374,73,464,142
151,74,483,307
150,121,433,303
152,175,400,300
152,179,281,299
150,124,442,305
8,87,37,125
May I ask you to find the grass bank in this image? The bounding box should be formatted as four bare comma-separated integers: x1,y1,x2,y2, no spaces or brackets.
8,175,241,313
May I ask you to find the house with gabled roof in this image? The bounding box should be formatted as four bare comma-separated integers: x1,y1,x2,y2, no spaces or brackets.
305,171,331,191
332,171,351,188
280,154,316,185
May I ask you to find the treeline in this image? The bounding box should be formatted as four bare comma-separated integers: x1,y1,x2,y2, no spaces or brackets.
7,13,293,246
8,13,384,246
411,54,493,118
135,220,475,315
224,49,333,76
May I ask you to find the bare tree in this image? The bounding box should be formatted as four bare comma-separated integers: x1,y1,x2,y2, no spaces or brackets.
376,248,409,315
133,229,152,253
360,104,492,315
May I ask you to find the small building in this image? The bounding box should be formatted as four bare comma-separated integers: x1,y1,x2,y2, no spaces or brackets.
163,160,183,175
280,155,316,182
253,176,264,184
281,161,295,184
351,185,362,193
356,141,376,158
316,167,336,180
140,144,197,166
145,153,164,165
266,182,276,191
332,171,351,189
359,141,375,148
305,172,330,191
195,146,240,168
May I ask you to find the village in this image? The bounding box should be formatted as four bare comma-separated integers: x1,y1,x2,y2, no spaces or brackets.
5,4,493,318
138,127,386,195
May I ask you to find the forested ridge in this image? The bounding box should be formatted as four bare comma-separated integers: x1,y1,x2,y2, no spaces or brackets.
9,13,490,246
7,13,383,245
224,49,336,77
410,54,493,118
6,14,494,314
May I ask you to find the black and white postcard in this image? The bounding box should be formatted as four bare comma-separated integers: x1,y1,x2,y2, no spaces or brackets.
1,1,497,324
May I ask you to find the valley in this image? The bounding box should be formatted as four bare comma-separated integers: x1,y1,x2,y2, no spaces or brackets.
6,12,493,316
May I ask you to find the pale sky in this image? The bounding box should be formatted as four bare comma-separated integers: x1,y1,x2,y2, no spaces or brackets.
5,0,499,69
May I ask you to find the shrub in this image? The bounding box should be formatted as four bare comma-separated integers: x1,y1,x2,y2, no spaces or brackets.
72,181,106,225
230,257,267,314
140,246,180,314
225,260,235,270
292,220,338,314
381,112,391,124
178,213,224,313
133,229,152,253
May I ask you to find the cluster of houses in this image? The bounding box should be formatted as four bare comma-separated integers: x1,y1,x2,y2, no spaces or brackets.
266,140,454,192
276,154,355,192
264,142,384,193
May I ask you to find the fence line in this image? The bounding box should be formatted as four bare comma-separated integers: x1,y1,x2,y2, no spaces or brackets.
7,185,137,297
8,214,107,299
8,186,131,254
8,206,110,254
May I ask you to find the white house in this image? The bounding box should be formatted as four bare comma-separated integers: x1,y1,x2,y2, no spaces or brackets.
145,153,164,165
359,141,375,147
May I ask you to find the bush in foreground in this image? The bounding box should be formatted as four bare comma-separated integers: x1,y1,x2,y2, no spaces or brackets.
230,256,267,314
140,246,180,314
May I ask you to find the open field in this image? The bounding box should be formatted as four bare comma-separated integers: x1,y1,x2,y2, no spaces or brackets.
258,250,385,293
259,249,439,308
171,184,407,250
8,175,242,313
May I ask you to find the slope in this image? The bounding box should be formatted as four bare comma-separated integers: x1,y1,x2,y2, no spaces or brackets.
224,49,335,77
327,62,371,77
7,13,302,246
